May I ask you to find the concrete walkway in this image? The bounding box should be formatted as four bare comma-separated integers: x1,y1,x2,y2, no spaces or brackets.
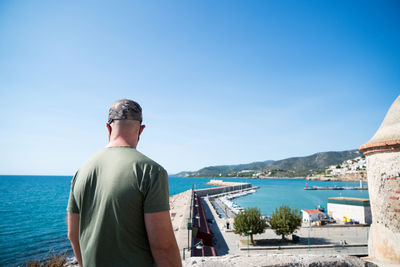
169,190,193,256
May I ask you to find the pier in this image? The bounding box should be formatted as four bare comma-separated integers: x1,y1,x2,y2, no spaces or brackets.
304,186,368,190
304,179,368,190
184,180,257,259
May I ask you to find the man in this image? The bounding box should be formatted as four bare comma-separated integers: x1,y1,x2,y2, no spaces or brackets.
67,99,181,267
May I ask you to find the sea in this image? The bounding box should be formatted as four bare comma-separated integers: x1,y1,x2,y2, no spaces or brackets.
0,175,369,266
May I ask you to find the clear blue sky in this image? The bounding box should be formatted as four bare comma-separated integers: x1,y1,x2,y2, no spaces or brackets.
0,0,399,175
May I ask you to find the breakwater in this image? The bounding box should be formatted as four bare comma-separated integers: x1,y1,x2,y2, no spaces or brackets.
195,183,252,197
304,186,368,190
190,180,256,258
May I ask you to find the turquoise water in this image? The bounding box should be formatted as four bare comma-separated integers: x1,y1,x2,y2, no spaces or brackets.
218,178,369,216
0,175,212,266
168,176,213,195
0,175,369,266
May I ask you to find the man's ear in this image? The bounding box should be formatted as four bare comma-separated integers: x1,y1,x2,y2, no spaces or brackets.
139,124,146,136
106,123,112,135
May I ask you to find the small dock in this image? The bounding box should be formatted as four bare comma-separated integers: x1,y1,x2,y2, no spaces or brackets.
304,179,368,190
304,186,368,190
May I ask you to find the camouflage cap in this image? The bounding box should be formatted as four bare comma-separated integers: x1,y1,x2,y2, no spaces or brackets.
108,99,142,124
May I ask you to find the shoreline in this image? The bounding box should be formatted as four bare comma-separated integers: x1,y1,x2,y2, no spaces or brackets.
176,176,367,182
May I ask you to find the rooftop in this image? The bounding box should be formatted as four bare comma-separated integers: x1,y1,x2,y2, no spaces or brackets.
328,197,370,207
302,209,324,214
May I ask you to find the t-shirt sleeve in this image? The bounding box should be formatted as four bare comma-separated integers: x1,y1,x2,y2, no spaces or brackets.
143,167,170,213
67,174,80,214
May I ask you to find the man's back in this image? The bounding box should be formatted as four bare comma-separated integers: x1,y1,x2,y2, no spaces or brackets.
67,146,170,266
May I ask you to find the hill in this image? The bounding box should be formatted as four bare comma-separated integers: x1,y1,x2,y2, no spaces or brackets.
176,149,363,178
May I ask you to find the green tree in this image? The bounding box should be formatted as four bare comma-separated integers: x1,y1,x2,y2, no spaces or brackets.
233,207,266,244
269,206,302,239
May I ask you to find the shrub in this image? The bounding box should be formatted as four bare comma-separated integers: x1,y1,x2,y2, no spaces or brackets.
233,207,266,244
270,205,302,239
26,253,67,267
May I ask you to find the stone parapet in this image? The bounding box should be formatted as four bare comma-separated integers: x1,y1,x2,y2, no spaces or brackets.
182,254,377,267
360,95,400,264
359,140,400,155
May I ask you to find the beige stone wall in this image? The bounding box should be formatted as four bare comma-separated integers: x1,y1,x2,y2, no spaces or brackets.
366,151,400,263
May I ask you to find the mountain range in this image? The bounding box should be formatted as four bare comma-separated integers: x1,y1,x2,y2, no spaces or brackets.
176,149,363,178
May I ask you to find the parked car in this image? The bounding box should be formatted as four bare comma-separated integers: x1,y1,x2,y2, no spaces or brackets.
321,215,336,223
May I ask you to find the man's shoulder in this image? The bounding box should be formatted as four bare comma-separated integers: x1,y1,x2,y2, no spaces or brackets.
132,149,167,174
101,147,166,172
76,147,167,177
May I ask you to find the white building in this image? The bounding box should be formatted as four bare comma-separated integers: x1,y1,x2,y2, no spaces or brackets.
327,156,366,176
327,197,371,224
301,209,325,223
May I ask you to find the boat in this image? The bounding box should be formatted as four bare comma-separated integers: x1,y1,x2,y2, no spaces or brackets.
317,204,325,212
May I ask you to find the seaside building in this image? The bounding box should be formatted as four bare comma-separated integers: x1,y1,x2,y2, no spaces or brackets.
301,209,324,223
327,197,371,224
359,95,400,264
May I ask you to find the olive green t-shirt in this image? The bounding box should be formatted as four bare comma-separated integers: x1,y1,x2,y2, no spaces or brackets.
67,146,170,267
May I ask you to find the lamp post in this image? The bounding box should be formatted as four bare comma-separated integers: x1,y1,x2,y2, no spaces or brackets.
187,219,192,249
183,241,203,260
308,221,313,251
188,185,194,249
247,230,252,256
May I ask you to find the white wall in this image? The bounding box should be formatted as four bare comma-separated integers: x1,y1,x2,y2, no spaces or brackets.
302,212,322,222
327,203,371,224
302,212,311,222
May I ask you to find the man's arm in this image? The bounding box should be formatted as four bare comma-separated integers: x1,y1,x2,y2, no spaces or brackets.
67,212,83,267
145,211,182,267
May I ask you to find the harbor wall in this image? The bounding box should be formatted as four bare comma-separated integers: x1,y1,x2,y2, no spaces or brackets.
195,183,252,197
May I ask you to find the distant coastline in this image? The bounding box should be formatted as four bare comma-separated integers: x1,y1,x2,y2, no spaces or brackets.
175,149,365,180
176,175,366,182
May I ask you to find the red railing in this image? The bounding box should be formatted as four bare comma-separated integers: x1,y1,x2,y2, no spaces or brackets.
191,195,217,257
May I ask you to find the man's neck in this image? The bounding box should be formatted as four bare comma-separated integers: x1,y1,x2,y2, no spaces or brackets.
107,138,137,148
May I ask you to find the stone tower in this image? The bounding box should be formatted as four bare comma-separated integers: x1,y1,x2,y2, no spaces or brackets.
359,95,400,264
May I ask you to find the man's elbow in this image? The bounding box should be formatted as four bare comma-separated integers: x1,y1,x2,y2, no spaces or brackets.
67,227,80,242
67,231,78,242
67,212,80,242
150,238,182,267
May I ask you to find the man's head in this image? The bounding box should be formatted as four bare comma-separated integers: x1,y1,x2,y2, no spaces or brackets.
106,99,145,148
108,99,143,124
